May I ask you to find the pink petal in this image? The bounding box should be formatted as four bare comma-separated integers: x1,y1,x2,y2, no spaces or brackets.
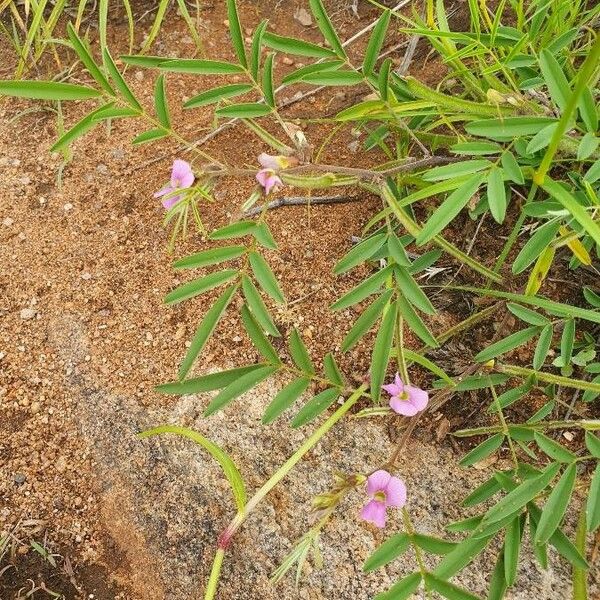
264,174,282,195
162,193,182,209
256,169,271,187
171,159,194,188
389,396,419,416
406,385,429,412
154,184,173,198
384,476,407,507
360,500,387,528
258,152,281,170
394,373,404,388
382,383,403,397
367,469,392,496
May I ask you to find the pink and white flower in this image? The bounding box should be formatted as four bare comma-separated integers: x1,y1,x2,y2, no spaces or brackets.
360,469,407,528
154,159,195,209
383,373,429,416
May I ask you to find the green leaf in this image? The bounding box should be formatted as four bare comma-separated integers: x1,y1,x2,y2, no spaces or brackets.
93,106,140,120
250,20,268,80
512,219,561,274
323,353,344,386
156,365,263,395
451,141,503,155
363,533,410,572
501,151,524,184
585,431,600,458
422,160,491,182
578,133,599,161
253,222,278,250
225,0,247,63
158,58,245,74
209,221,256,240
480,462,561,526
184,84,253,109
487,550,508,600
387,233,411,266
535,463,576,544
503,515,522,587
434,533,493,578
475,326,541,362
487,167,507,224
507,303,549,326
587,465,600,532
460,434,504,467
291,388,340,427
539,49,570,111
397,294,439,347
262,377,311,424
529,502,589,569
50,103,112,152
341,289,393,352
542,177,600,250
178,285,237,380
289,328,315,375
526,123,558,154
154,74,170,128
378,58,391,101
282,60,345,84
534,431,577,462
103,49,142,111
416,174,484,245
374,573,421,600
240,305,280,364
0,80,101,100
423,573,480,600
583,159,600,184
573,509,588,600
309,0,345,58
533,324,553,370
204,365,279,415
560,318,575,365
262,52,275,107
465,117,558,140
174,245,246,270
249,252,285,303
331,265,392,311
262,31,337,58
132,128,168,144
362,10,391,76
139,0,169,53
578,86,598,133
241,275,280,337
403,349,454,385
67,23,113,95
394,267,436,315
370,301,397,402
300,71,364,86
120,55,168,68
165,270,237,305
216,103,273,118
139,425,246,512
412,534,456,555
334,233,386,274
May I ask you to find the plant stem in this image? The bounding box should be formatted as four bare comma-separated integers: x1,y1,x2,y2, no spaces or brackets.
204,384,368,599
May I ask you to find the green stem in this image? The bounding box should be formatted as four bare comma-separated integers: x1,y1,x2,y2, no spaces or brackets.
534,33,600,184
497,363,600,393
204,384,368,599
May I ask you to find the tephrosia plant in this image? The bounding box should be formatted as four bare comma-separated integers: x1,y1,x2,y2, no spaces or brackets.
2,0,599,598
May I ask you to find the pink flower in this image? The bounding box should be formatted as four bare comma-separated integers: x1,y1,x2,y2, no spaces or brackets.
360,469,407,528
256,169,283,195
383,373,428,417
255,153,297,195
154,159,195,209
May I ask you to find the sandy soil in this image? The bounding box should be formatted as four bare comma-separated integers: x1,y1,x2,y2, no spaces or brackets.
1,1,598,599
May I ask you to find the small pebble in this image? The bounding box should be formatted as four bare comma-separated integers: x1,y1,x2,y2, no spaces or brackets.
14,473,26,485
20,308,36,320
282,57,294,66
30,402,41,414
294,7,313,26
64,203,74,212
134,71,144,82
2,217,14,227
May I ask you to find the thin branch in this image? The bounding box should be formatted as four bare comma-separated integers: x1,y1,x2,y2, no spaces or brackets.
243,194,358,217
